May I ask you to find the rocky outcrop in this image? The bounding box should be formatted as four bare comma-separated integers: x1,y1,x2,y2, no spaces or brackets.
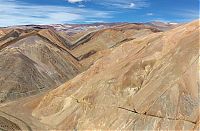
32,20,199,130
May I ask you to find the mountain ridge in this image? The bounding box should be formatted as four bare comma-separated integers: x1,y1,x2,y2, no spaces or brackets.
0,20,198,130
30,20,199,130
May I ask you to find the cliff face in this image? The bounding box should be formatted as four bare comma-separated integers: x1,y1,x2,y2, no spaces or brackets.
32,20,199,130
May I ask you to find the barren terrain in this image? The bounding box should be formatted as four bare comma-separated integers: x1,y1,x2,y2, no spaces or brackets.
0,20,198,130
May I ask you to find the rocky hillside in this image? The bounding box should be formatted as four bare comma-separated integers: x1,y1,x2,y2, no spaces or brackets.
0,29,82,103
0,23,161,103
70,23,161,68
32,20,199,130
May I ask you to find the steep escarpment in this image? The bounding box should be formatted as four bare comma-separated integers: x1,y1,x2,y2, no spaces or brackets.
32,20,199,130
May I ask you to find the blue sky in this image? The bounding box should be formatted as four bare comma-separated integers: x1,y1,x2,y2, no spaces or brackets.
0,0,199,26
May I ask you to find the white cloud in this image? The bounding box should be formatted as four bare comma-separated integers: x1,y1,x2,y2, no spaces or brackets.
146,13,153,16
66,0,149,9
0,0,112,27
129,3,136,8
78,4,86,7
94,0,149,9
68,0,84,3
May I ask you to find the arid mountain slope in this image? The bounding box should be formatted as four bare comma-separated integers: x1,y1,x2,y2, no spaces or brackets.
0,23,162,103
71,24,160,67
32,20,199,130
0,30,82,103
0,29,9,38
